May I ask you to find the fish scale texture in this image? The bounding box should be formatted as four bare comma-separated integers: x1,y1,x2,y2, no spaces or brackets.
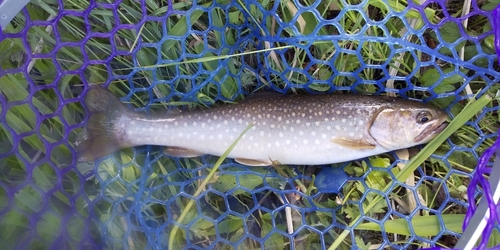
0,0,499,249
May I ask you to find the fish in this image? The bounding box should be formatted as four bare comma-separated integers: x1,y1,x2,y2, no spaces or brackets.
75,87,448,166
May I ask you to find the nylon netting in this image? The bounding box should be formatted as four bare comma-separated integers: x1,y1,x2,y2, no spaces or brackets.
0,0,499,249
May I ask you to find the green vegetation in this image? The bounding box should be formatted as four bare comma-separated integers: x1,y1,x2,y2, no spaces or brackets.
0,0,498,249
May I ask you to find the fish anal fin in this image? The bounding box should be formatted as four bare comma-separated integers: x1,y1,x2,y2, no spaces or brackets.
164,147,204,158
235,158,272,166
330,138,376,149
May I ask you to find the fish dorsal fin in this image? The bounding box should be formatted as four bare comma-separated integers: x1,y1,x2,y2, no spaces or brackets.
164,147,204,157
330,138,376,149
235,158,272,166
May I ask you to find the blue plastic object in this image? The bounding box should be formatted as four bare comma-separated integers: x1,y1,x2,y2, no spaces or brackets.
0,0,499,249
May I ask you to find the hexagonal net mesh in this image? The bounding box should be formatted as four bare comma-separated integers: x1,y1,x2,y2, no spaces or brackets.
0,0,499,249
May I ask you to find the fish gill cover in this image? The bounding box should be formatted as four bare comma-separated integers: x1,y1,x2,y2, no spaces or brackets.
0,0,499,249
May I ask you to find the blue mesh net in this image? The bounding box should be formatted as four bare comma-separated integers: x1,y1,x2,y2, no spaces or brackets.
1,0,500,249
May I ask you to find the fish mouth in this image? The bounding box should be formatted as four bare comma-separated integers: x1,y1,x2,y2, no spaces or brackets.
414,117,448,143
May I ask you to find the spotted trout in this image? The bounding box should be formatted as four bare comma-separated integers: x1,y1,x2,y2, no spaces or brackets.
75,88,448,165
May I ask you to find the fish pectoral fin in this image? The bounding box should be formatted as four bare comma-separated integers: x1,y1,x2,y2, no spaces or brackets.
235,158,272,166
330,138,376,149
164,147,204,157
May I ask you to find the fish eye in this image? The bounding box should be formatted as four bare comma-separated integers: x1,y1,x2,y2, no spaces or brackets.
417,111,432,124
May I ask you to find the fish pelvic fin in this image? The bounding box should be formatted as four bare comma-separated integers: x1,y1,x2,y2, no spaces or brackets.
75,87,132,162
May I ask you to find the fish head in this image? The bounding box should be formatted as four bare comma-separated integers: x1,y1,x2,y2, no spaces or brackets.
368,102,448,151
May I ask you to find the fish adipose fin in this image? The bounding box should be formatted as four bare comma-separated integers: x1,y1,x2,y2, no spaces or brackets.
75,88,132,162
164,147,204,158
235,158,272,166
330,138,376,149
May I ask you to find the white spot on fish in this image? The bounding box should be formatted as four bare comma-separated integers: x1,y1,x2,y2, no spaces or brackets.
348,115,352,119
157,128,162,133
311,131,316,136
183,123,187,127
358,120,364,126
299,131,304,136
232,128,238,132
296,120,301,124
258,114,262,119
349,132,355,137
335,125,341,131
231,117,236,122
260,131,265,136
218,134,222,139
349,122,353,126
292,112,296,117
318,111,323,116
262,121,267,126
200,135,205,140
279,132,284,138
209,135,214,140
225,129,229,133
336,111,341,115
268,133,272,137
275,141,280,147
303,139,308,145
267,143,272,148
301,113,306,118
223,120,228,125
249,136,253,141
343,111,347,115
356,109,362,115
238,119,243,124
193,122,197,126
174,121,178,126
315,140,320,144
322,134,327,139
342,119,346,123
315,121,321,126
278,116,282,121
286,139,291,144
267,114,270,118
271,124,276,128
327,126,331,131
247,114,251,118
290,127,295,132
201,123,206,128
306,122,310,126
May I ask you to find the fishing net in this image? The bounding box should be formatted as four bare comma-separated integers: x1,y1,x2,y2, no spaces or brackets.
1,0,499,249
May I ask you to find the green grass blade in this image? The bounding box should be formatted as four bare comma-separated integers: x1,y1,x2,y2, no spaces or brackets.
356,214,465,236
168,123,254,249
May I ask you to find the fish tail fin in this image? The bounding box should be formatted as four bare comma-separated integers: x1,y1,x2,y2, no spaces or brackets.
75,87,132,162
